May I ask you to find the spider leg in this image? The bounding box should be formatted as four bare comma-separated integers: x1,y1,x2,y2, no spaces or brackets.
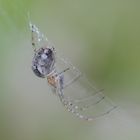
58,67,70,75
56,55,82,88
58,92,117,121
57,84,117,121
56,66,81,89
61,89,104,109
75,105,117,121
29,22,38,51
73,91,106,111
62,92,106,112
63,71,82,88
72,89,104,103
29,22,49,51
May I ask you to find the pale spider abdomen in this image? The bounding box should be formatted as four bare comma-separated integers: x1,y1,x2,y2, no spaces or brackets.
32,48,55,78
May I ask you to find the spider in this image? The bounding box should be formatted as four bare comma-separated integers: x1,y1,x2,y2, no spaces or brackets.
29,22,117,121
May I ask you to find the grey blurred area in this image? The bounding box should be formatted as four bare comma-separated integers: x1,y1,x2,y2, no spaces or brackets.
1,0,140,140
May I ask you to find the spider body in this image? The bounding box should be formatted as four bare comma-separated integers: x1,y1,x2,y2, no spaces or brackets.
32,47,55,78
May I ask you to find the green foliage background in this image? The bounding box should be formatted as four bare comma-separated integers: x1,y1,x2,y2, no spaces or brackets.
0,0,140,140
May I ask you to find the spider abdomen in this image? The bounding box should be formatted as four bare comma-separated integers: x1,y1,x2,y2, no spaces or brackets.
32,48,55,78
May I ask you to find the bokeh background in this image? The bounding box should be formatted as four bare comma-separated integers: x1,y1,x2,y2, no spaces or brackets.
1,0,140,140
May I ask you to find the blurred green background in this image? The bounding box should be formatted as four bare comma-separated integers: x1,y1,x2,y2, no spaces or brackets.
1,0,140,140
